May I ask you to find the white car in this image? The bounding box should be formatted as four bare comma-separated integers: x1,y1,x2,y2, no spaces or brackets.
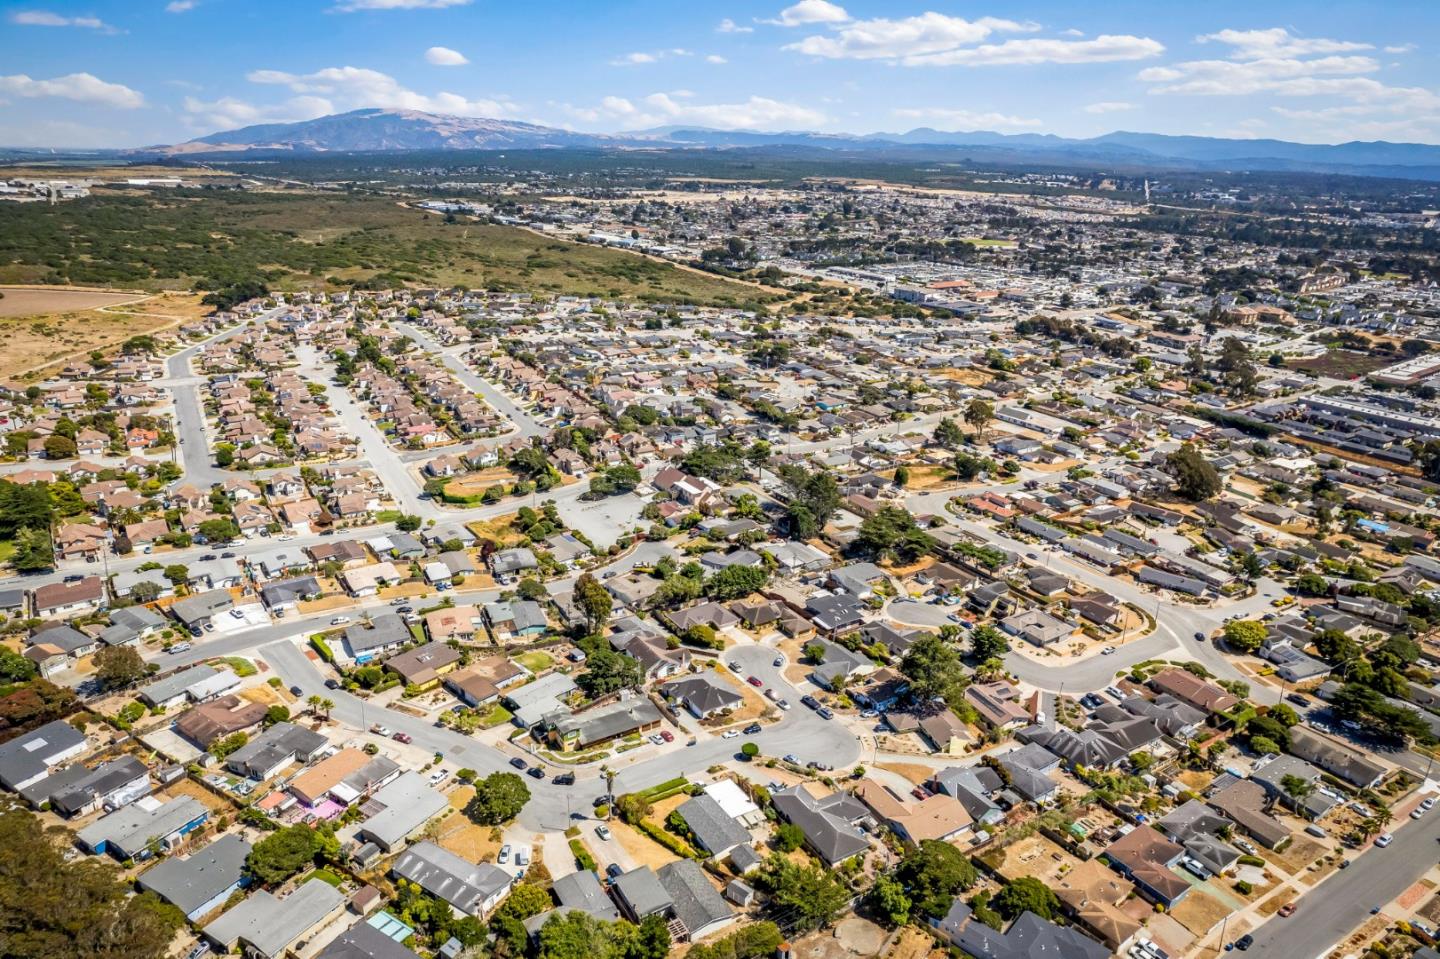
329,616,351,625
1423,797,1437,811
721,730,741,739
428,769,449,786
1375,833,1394,847
595,825,612,841
498,844,512,864
1100,646,1117,655
229,608,246,619
1413,807,1427,819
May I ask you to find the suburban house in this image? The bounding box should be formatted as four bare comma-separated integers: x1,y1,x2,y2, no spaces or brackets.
930,899,1108,959
662,675,744,719
1103,825,1191,907
392,841,514,918
770,783,872,866
384,642,462,690
137,834,252,921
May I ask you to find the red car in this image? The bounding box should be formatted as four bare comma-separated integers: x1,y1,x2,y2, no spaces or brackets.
392,732,412,744
660,730,674,743
911,785,931,800
747,676,763,687
1278,903,1298,917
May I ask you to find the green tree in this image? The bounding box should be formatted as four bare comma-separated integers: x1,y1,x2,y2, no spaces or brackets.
893,465,911,488
1166,443,1222,501
870,874,911,926
756,854,850,932
0,808,184,959
705,563,769,600
993,876,1060,922
773,822,805,852
0,646,38,683
900,634,967,704
577,649,642,697
780,466,841,540
970,625,1010,662
1294,572,1330,596
1222,619,1267,654
574,573,613,632
517,578,548,601
494,883,555,923
933,417,966,450
964,398,995,443
895,840,979,919
263,704,290,727
465,772,532,824
395,514,422,532
855,506,933,562
246,823,337,885
93,646,149,690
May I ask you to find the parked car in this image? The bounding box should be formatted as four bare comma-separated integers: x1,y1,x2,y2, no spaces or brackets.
509,757,527,769
783,754,799,765
392,732,412,744
743,723,762,735
728,661,741,671
498,844,511,864
746,675,763,687
527,766,544,779
324,678,340,690
776,700,791,710
606,863,623,879
553,772,576,786
329,616,351,625
1375,832,1394,847
428,769,448,786
659,730,674,742
1278,902,1297,917
801,695,820,709
911,785,931,800
1179,856,1208,878
816,707,834,720
1235,934,1254,951
170,642,192,654
595,825,612,841
289,685,303,696
371,724,392,737
722,730,740,739
1100,645,1117,655
772,656,784,667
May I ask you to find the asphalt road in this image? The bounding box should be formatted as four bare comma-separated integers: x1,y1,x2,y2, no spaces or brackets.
1242,804,1440,957
400,324,545,439
260,628,860,833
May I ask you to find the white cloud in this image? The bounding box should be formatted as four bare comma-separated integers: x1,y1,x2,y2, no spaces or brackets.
165,0,197,11
705,54,728,64
1384,43,1416,54
247,65,514,116
786,13,1033,61
1083,100,1136,113
182,94,335,131
425,45,469,66
11,10,115,30
907,34,1163,67
893,106,1041,128
1139,55,1378,96
767,0,849,27
610,48,693,66
564,92,825,130
717,18,752,34
332,0,470,10
1197,27,1371,60
0,72,143,108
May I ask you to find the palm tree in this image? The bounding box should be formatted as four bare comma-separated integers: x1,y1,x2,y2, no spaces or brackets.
320,697,334,719
600,764,617,820
306,694,322,716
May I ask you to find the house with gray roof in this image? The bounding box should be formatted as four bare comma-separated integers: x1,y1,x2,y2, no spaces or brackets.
139,664,241,709
657,859,736,941
137,833,252,920
77,795,208,860
541,698,662,751
503,672,579,727
358,772,450,852
260,576,321,610
26,754,149,817
392,841,513,917
0,719,88,792
226,722,329,780
611,866,673,922
551,869,620,921
675,793,751,858
807,637,870,690
317,920,422,959
662,675,743,719
770,784,872,866
169,589,235,629
931,899,1108,959
204,878,346,959
343,613,411,661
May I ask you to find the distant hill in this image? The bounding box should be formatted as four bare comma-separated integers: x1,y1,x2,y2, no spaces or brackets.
135,108,1440,180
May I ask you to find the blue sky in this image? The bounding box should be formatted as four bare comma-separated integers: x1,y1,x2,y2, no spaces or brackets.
2,0,1438,148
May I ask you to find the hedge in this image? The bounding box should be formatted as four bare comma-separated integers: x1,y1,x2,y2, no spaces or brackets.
309,635,335,664
636,818,699,859
569,839,596,871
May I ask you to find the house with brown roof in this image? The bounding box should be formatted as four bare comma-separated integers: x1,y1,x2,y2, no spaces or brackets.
1147,668,1238,715
424,605,483,642
1207,779,1291,850
1103,825,1190,907
852,779,972,844
384,642,462,690
175,696,268,748
445,657,528,708
32,577,105,618
964,681,1031,729
1053,859,1143,951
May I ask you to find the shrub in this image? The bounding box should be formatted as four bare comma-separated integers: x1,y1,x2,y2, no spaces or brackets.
309,635,335,664
568,839,596,871
1238,854,1266,867
1234,880,1253,894
740,742,759,759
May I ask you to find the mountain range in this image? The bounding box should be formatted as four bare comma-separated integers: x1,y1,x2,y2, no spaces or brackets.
133,107,1440,180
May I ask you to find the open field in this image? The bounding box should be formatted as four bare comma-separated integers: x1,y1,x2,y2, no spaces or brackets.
1286,349,1390,378
0,191,774,306
0,287,148,317
0,291,207,383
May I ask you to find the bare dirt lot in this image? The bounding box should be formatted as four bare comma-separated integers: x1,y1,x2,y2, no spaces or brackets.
0,290,208,382
0,287,148,317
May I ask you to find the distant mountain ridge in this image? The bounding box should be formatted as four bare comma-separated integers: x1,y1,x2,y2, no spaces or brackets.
136,107,1440,180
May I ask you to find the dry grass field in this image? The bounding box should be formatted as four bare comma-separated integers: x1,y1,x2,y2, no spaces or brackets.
0,290,207,382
